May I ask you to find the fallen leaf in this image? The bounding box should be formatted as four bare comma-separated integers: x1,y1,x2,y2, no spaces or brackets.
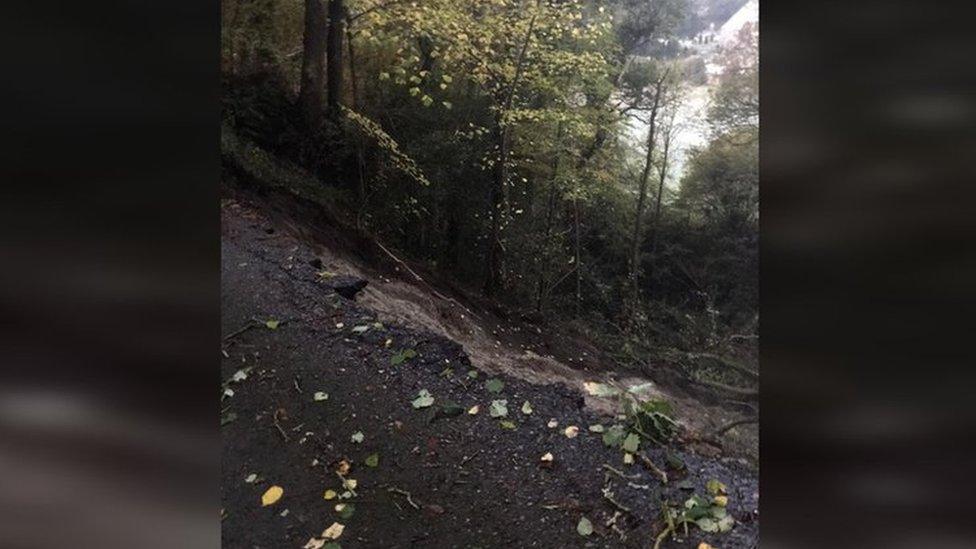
303,537,326,549
261,485,283,506
564,426,579,438
540,452,554,462
223,387,234,398
588,424,605,433
351,325,369,334
577,516,593,536
717,514,735,532
583,381,619,397
547,419,558,428
499,420,516,430
622,433,640,453
265,319,280,330
365,453,379,467
232,369,248,382
521,401,533,415
342,478,357,490
335,322,344,329
321,522,345,540
323,489,337,500
485,378,504,393
489,399,508,418
698,544,715,549
280,509,289,517
467,370,479,379
713,495,728,507
244,473,258,483
696,517,719,533
706,478,727,496
412,389,434,409
323,544,341,549
313,392,329,402
467,405,480,415
623,452,634,464
335,460,351,475
336,503,355,519
350,431,364,443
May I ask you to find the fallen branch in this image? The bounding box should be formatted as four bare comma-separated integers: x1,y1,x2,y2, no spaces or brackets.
637,453,668,484
602,463,640,480
687,351,759,381
460,449,481,466
387,486,420,510
272,409,290,442
710,417,758,438
375,241,480,320
693,377,759,400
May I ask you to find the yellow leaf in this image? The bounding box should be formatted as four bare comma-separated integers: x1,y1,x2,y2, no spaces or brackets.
697,544,715,549
468,405,479,415
564,425,579,438
304,538,326,549
322,522,345,540
623,452,634,464
334,503,347,512
713,495,728,507
261,485,283,506
343,478,358,490
323,489,337,500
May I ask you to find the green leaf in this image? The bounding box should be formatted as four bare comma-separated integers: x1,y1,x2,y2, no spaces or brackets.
351,325,369,334
323,543,341,549
717,514,735,532
499,420,516,430
412,389,434,409
489,399,508,418
313,391,329,402
706,479,727,495
351,431,364,443
467,370,479,379
265,319,280,330
439,401,465,417
485,378,504,393
440,367,454,378
221,411,238,426
521,401,533,415
391,348,417,365
622,433,640,453
696,517,719,533
588,424,605,433
577,516,593,536
365,453,379,467
338,503,356,520
602,425,626,448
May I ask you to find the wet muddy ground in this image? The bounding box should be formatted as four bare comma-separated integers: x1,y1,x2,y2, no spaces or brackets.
221,199,758,548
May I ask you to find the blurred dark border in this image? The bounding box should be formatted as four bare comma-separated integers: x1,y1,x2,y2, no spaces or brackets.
0,1,220,548
1,0,975,547
761,0,976,546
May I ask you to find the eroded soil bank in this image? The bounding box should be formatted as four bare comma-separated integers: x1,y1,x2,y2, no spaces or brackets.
221,197,758,548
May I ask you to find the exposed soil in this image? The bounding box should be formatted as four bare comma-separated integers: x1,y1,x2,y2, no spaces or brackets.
220,196,759,548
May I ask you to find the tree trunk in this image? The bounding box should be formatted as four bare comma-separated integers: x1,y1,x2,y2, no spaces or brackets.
326,0,344,116
298,0,327,128
483,9,537,297
573,196,582,318
627,76,666,306
536,123,563,313
345,11,367,224
647,116,673,289
484,119,509,297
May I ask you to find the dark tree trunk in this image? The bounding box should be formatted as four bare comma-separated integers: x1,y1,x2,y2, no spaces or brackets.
647,117,674,289
298,0,327,128
484,119,509,297
326,0,344,116
627,76,666,306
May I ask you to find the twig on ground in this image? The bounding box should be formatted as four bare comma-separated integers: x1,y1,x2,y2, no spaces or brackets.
710,417,759,438
387,486,420,509
223,321,258,341
460,449,481,466
272,409,290,442
638,453,668,484
602,463,640,480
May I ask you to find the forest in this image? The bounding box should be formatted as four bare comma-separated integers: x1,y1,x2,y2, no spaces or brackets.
221,0,758,380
